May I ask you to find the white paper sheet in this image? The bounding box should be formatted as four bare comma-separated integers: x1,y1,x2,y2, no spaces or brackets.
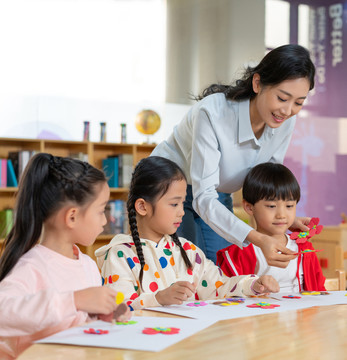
36,316,216,352
145,291,347,320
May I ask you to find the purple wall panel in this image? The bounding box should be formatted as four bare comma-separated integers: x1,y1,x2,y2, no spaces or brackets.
284,1,347,225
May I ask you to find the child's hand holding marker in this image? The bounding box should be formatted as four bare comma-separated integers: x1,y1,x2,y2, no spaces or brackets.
155,281,197,305
74,287,131,322
113,292,131,322
74,286,120,315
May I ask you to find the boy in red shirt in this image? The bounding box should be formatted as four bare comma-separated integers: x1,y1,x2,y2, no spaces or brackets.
217,163,325,292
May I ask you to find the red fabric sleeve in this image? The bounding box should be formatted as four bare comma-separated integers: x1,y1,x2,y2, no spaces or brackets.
298,242,326,291
216,244,257,277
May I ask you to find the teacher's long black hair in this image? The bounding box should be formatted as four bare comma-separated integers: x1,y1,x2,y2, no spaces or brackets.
196,44,315,101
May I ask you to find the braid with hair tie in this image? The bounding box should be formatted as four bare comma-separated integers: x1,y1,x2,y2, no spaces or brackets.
48,155,69,187
79,161,89,180
48,155,90,192
171,232,192,270
128,207,146,288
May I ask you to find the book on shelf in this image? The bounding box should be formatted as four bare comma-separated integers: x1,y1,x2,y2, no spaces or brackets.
102,157,119,188
8,150,36,182
0,159,7,187
102,200,127,235
18,150,31,178
8,152,19,179
118,154,133,188
70,152,89,162
0,209,14,238
7,160,18,187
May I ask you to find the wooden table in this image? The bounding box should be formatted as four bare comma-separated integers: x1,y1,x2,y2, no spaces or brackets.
18,305,347,360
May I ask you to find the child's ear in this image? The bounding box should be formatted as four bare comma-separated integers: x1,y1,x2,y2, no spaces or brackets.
134,198,148,216
252,73,261,94
242,199,254,216
65,207,79,228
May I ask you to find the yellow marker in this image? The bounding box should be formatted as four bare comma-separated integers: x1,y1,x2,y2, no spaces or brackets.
115,292,125,304
221,302,240,306
301,291,320,296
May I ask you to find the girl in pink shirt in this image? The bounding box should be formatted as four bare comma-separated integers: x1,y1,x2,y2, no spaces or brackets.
0,153,130,359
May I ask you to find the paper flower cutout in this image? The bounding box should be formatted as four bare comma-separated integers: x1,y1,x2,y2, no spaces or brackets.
84,328,109,335
142,327,180,335
282,295,301,299
186,301,208,307
290,217,323,244
247,302,280,309
114,320,138,325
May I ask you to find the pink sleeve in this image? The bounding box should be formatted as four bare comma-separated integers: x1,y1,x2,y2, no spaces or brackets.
0,265,81,337
80,252,102,286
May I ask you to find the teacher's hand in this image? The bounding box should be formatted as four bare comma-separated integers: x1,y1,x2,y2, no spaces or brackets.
289,216,311,232
247,230,297,268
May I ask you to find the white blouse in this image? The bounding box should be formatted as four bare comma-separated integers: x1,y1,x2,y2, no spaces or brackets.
253,235,304,292
152,93,296,248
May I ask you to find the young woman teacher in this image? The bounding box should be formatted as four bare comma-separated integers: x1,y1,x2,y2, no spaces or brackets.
151,44,315,266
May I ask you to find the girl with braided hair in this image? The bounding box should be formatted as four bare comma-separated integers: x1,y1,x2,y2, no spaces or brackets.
95,156,279,311
0,153,130,360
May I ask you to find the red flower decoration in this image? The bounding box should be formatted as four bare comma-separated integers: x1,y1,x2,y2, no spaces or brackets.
246,302,280,309
84,328,109,335
282,295,301,299
290,217,323,244
142,327,180,335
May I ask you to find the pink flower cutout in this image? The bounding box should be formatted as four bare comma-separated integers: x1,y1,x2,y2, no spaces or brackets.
186,301,208,307
142,327,180,335
247,302,280,309
290,217,323,244
84,328,109,335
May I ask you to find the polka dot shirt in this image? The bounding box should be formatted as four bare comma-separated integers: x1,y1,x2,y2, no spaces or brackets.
95,234,257,310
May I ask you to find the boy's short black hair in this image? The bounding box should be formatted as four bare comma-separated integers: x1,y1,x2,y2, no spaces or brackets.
242,162,300,205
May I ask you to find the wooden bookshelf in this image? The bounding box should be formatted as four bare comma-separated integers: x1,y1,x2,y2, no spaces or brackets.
0,137,156,260
310,225,347,280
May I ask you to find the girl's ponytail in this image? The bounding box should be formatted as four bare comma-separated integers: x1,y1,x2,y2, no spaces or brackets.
0,154,50,281
0,153,106,281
